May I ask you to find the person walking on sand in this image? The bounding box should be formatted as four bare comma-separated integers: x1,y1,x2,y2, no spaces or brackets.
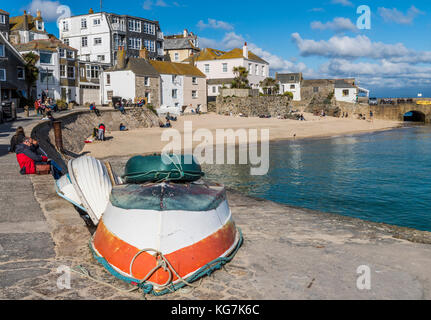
370,110,374,122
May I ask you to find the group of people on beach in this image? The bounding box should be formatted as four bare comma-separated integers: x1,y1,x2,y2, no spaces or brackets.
9,127,63,180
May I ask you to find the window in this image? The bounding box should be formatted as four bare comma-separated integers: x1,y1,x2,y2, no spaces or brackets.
0,44,4,57
172,89,177,99
143,22,155,35
93,18,101,26
174,52,179,61
172,75,177,83
106,73,111,85
67,66,75,79
66,51,74,59
63,38,69,46
144,77,150,86
128,19,141,32
313,87,319,93
86,65,99,79
81,18,87,29
290,76,294,81
94,37,102,45
192,77,197,84
17,67,25,80
60,65,66,78
222,63,228,73
342,89,349,97
192,90,197,99
128,37,142,50
80,67,85,78
81,36,88,47
255,64,258,75
0,15,5,24
0,69,5,81
59,48,65,58
62,21,69,31
144,39,155,52
40,52,52,64
40,70,54,83
249,63,252,72
290,84,295,89
97,55,105,62
204,64,210,73
212,86,216,94
36,20,43,31
262,66,265,76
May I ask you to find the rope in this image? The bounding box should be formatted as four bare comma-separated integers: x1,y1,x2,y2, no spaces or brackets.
88,228,243,296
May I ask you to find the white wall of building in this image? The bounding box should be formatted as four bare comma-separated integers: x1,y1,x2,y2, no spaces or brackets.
102,70,136,104
280,82,301,101
335,87,357,103
158,74,184,114
59,13,112,64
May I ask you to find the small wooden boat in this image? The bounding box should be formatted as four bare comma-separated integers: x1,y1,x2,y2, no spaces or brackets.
55,155,242,295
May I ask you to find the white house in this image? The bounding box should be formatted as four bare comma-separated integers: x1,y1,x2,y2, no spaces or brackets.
183,43,269,98
334,80,358,103
276,72,302,101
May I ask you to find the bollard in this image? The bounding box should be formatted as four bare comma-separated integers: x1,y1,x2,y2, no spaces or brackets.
52,121,64,152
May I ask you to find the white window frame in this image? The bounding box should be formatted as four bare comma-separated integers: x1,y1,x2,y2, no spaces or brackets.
62,21,69,32
94,37,102,46
144,76,150,86
0,44,4,57
66,50,74,60
222,63,228,73
174,52,179,61
60,65,66,78
204,64,210,73
192,77,197,85
59,48,65,58
106,73,111,85
255,64,258,75
67,66,75,79
63,38,70,46
93,18,101,26
97,55,105,62
17,67,25,80
36,20,43,31
192,90,198,99
39,52,53,65
0,68,5,81
0,15,5,24
172,89,177,99
212,86,216,94
81,36,88,47
81,18,87,29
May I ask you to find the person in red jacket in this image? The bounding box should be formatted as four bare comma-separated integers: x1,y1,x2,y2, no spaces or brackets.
16,137,48,175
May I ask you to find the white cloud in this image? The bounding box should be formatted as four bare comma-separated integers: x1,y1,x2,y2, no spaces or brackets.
143,0,174,10
331,0,354,7
25,0,65,22
197,19,234,31
311,17,357,33
378,6,424,25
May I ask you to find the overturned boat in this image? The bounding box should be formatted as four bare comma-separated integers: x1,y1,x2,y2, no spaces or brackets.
55,154,242,295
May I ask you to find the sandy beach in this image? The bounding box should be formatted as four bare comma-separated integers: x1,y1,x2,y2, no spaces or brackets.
83,113,401,159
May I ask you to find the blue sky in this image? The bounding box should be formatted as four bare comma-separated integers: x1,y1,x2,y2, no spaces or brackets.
4,0,431,97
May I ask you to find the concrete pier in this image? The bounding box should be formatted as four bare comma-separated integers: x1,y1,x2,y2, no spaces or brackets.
1,111,431,300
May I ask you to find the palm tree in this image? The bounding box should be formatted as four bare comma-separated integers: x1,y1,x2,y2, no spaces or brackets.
260,77,279,95
231,66,250,89
22,52,39,102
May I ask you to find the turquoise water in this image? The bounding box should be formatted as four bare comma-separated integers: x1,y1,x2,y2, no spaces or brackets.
202,125,431,232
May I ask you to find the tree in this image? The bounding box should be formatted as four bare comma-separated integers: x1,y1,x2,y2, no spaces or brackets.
22,52,39,101
260,77,280,95
231,66,250,89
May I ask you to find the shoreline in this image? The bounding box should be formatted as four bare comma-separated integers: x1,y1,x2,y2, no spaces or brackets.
83,113,402,159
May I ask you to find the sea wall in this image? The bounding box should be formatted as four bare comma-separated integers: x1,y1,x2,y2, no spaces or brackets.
30,108,160,171
216,95,291,117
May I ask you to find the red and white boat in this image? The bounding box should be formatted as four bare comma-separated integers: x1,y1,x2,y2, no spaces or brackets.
55,155,241,293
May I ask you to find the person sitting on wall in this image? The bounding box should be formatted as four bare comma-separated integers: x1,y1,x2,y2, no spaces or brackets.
9,127,26,153
90,103,101,116
118,103,126,115
15,137,48,175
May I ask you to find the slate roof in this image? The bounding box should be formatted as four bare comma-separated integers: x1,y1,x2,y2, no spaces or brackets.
10,13,46,33
164,37,199,50
106,57,160,77
276,73,303,83
334,80,357,88
14,39,77,52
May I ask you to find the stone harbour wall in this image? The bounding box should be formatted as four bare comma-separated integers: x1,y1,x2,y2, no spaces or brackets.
216,95,292,117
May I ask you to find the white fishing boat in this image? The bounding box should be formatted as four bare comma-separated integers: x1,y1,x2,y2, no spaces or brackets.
55,155,242,294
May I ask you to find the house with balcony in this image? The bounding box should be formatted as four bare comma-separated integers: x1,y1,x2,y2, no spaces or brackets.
183,43,269,99
59,9,165,66
164,29,200,62
15,39,79,103
9,10,49,45
276,72,302,101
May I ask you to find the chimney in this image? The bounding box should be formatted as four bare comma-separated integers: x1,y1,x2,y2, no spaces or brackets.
139,47,148,60
243,42,248,59
117,46,126,69
36,9,41,18
23,10,29,31
183,29,188,38
89,8,94,14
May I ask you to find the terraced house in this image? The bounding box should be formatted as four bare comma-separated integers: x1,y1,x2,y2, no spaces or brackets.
59,9,165,66
184,43,269,99
164,29,200,62
15,39,78,102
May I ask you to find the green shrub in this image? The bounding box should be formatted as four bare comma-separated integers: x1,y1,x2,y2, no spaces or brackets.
146,104,158,116
56,99,67,110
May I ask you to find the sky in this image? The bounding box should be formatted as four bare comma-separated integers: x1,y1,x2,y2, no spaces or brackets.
4,0,431,97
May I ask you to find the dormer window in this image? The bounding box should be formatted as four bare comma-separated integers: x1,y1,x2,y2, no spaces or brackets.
0,15,6,24
36,20,43,31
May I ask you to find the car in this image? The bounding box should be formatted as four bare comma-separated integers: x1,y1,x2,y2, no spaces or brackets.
368,97,378,105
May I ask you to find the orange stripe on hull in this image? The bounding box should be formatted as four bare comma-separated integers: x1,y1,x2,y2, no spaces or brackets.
92,219,237,286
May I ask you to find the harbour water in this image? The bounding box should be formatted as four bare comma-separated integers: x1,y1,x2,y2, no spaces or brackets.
202,125,431,232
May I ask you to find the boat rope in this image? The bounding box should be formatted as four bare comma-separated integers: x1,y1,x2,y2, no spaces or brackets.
88,227,243,297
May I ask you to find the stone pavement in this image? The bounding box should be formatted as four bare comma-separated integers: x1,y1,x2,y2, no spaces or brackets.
1,114,431,300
